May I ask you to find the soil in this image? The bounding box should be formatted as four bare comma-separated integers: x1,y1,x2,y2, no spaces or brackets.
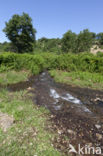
33,71,103,156
0,75,35,92
91,45,103,54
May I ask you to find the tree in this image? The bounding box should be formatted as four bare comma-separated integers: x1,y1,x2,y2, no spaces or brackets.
36,38,61,53
96,33,103,45
76,29,93,53
37,37,48,49
3,13,36,53
61,30,77,53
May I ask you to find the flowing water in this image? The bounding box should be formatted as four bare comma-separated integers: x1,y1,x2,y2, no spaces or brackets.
34,71,96,115
33,71,103,155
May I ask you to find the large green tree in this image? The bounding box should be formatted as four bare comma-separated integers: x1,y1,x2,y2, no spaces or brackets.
3,13,36,53
76,29,93,53
61,30,77,53
97,33,103,45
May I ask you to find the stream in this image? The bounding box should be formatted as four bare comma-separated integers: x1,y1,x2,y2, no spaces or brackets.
34,71,92,115
33,71,103,155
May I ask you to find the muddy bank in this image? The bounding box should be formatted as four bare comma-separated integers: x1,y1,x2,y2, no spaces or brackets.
0,76,35,92
33,71,103,156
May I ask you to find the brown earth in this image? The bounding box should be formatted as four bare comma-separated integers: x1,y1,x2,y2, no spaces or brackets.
91,45,103,54
33,72,103,156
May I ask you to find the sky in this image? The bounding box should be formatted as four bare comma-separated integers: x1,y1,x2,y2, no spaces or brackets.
0,0,103,42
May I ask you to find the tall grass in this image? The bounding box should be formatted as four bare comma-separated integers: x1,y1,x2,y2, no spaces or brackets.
50,69,103,89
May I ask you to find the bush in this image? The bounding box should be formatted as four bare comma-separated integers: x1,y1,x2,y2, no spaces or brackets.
0,52,103,74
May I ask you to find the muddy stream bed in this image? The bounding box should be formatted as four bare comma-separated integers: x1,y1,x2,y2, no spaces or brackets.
1,71,103,155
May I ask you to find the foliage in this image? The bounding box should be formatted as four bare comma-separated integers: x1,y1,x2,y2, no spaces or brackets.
0,70,30,84
1,12,103,54
97,33,103,46
0,52,45,74
35,38,61,54
50,70,103,90
76,29,93,53
97,51,103,57
1,22,103,54
61,30,77,53
0,52,103,75
0,42,17,53
3,13,36,53
61,29,94,53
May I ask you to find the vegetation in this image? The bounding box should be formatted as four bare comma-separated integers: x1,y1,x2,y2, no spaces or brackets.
61,30,77,53
50,70,103,90
61,29,96,53
0,70,30,85
2,29,103,54
0,71,62,156
1,52,103,73
0,11,103,156
3,13,36,53
1,13,103,54
0,52,45,75
35,37,61,54
35,29,100,54
0,42,12,53
97,33,103,46
76,29,94,53
0,52,103,90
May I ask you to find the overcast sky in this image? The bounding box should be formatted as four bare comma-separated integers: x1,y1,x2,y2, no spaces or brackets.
0,0,103,42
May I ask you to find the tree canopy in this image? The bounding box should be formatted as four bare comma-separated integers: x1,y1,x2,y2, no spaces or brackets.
76,29,93,53
61,29,94,53
2,13,103,54
61,30,77,53
97,33,103,45
3,13,36,53
36,37,61,53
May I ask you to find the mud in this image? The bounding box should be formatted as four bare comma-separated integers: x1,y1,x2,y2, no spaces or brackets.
33,71,103,156
0,76,35,92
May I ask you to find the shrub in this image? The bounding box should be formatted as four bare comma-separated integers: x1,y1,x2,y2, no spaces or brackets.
0,52,103,74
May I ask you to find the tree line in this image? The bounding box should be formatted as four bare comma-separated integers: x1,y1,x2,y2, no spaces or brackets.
0,12,103,53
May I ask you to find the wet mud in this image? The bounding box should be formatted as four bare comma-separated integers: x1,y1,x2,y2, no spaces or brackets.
33,71,103,156
0,76,35,92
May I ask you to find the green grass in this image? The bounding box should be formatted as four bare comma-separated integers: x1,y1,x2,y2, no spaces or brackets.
0,70,62,156
50,69,103,90
0,89,62,156
0,70,30,85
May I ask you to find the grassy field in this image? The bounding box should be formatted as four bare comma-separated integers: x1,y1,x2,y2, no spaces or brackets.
0,71,62,156
0,70,30,85
50,69,103,90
